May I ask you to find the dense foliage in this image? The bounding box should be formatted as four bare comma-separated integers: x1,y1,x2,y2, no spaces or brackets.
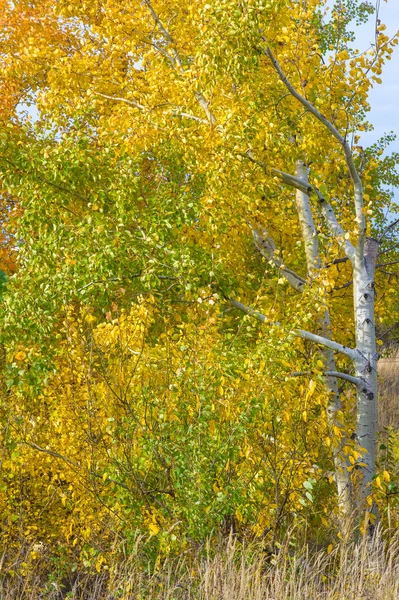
1,0,399,581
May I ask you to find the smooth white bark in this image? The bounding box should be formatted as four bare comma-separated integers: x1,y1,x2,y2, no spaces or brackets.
295,161,352,517
353,238,379,503
264,50,380,520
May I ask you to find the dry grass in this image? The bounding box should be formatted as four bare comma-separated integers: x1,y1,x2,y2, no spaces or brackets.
2,532,399,600
378,354,399,433
2,359,399,599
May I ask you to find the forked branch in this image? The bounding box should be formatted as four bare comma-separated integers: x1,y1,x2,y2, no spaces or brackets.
143,0,216,124
265,48,365,259
244,152,355,263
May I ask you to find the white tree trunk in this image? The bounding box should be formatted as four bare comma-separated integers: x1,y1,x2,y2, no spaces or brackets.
354,238,379,508
295,162,352,518
265,48,381,523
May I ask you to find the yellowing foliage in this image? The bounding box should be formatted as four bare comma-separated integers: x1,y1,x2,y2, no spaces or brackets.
0,0,399,578
1,296,342,563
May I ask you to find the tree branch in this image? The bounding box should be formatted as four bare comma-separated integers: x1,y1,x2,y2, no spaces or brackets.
318,198,356,263
94,92,145,110
321,257,349,269
22,441,131,491
143,0,216,124
94,93,208,124
143,0,183,67
229,297,357,359
379,242,399,256
193,91,216,125
250,225,306,292
77,274,142,293
376,260,399,269
378,217,399,242
2,157,88,204
324,371,362,385
265,47,365,260
228,297,270,323
297,329,357,359
244,152,356,264
289,370,362,386
174,111,208,124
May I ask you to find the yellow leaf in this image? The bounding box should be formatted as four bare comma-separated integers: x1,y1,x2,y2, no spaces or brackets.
148,521,160,536
306,379,317,400
337,49,350,61
327,544,333,555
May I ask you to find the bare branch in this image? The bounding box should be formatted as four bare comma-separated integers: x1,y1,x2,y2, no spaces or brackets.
143,0,216,125
324,371,362,385
250,226,306,292
94,92,145,110
378,217,399,242
377,260,399,269
289,370,362,386
318,198,356,263
229,297,357,359
244,152,356,263
265,48,365,259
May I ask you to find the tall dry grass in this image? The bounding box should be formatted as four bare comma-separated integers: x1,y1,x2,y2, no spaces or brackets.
2,531,399,600
2,359,399,598
378,354,399,433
